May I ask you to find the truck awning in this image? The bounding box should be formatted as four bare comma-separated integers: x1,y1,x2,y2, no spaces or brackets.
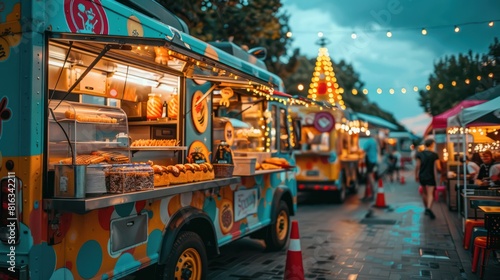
45,0,284,91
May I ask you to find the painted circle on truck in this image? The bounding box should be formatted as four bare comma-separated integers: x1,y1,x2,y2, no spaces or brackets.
76,240,102,279
64,0,109,34
313,112,335,133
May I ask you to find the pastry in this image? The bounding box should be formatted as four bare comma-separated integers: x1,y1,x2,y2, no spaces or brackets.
184,163,196,182
166,165,183,184
264,157,289,167
174,164,188,183
60,155,106,165
260,163,281,170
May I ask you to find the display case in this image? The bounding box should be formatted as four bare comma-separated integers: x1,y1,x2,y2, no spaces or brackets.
48,100,131,169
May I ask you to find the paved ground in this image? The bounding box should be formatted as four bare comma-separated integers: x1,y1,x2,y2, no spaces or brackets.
207,168,500,279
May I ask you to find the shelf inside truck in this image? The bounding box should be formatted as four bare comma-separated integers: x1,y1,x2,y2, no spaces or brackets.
44,177,240,214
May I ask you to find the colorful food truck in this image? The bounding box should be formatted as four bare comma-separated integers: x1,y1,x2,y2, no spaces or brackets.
0,0,297,279
290,97,363,203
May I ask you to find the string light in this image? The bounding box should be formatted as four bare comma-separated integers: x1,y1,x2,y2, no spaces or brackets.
290,19,499,40
348,72,495,96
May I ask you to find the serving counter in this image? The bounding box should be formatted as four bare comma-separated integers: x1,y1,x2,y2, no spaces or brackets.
44,177,240,214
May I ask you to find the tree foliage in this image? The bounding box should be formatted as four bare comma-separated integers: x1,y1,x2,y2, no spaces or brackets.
157,0,299,79
418,37,500,116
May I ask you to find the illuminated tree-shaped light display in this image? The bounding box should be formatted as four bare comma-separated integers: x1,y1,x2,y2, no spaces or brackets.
307,35,345,109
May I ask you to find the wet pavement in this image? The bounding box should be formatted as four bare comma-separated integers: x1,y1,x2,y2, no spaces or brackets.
207,168,500,279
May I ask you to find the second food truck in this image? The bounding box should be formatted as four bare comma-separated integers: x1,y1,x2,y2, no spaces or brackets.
0,0,298,279
291,97,364,203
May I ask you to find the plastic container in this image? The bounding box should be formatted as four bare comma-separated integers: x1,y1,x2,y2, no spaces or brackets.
105,164,154,193
54,164,86,198
86,164,111,194
233,157,257,176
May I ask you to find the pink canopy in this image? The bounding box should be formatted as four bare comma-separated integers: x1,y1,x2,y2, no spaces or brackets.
431,99,486,129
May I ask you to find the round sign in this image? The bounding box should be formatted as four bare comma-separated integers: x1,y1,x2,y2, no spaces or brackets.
313,112,335,133
191,90,209,133
64,0,109,34
188,140,211,164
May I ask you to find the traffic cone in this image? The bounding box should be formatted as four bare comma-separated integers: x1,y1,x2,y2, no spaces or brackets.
400,175,405,185
373,178,389,208
284,220,304,280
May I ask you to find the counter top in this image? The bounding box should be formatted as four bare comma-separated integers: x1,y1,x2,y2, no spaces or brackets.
253,168,292,175
44,177,240,214
478,206,500,214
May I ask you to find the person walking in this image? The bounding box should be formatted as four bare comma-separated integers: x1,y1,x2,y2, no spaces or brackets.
362,130,380,201
415,138,441,219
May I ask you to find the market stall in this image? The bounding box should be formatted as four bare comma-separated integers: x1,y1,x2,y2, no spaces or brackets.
447,95,500,223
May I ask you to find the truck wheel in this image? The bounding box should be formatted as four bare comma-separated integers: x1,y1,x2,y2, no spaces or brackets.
264,201,290,251
160,231,207,280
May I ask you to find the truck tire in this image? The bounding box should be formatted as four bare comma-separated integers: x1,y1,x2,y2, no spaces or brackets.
159,231,207,280
264,201,290,251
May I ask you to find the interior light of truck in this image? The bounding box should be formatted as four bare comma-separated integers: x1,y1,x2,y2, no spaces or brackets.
48,59,71,68
112,72,159,87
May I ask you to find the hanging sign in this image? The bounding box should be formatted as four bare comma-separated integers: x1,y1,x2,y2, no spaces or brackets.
313,112,335,133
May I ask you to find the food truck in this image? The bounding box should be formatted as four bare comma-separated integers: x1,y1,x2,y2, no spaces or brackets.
290,97,363,203
0,0,298,279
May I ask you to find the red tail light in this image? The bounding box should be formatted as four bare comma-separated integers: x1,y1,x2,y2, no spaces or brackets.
0,175,22,244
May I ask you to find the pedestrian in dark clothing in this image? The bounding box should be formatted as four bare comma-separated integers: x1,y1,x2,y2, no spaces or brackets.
415,139,441,219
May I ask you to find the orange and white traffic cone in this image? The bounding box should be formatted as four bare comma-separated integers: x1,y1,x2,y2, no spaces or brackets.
400,175,405,185
373,178,389,208
284,220,304,280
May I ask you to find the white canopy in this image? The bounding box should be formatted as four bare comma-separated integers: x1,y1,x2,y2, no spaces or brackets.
447,96,500,127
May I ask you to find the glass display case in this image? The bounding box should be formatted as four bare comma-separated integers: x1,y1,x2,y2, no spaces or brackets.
48,100,130,168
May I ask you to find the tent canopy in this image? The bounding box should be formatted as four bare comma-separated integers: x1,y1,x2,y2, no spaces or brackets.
431,100,486,129
465,85,500,101
447,96,500,127
357,113,398,130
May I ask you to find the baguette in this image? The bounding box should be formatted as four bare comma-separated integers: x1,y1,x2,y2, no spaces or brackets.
260,163,281,170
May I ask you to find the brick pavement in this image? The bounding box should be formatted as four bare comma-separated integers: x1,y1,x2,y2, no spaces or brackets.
208,169,500,279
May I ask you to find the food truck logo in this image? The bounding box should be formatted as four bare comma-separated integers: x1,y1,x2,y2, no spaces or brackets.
0,97,12,138
64,0,109,34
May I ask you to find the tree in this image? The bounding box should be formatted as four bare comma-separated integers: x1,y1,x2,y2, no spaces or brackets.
418,37,500,116
157,0,299,79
